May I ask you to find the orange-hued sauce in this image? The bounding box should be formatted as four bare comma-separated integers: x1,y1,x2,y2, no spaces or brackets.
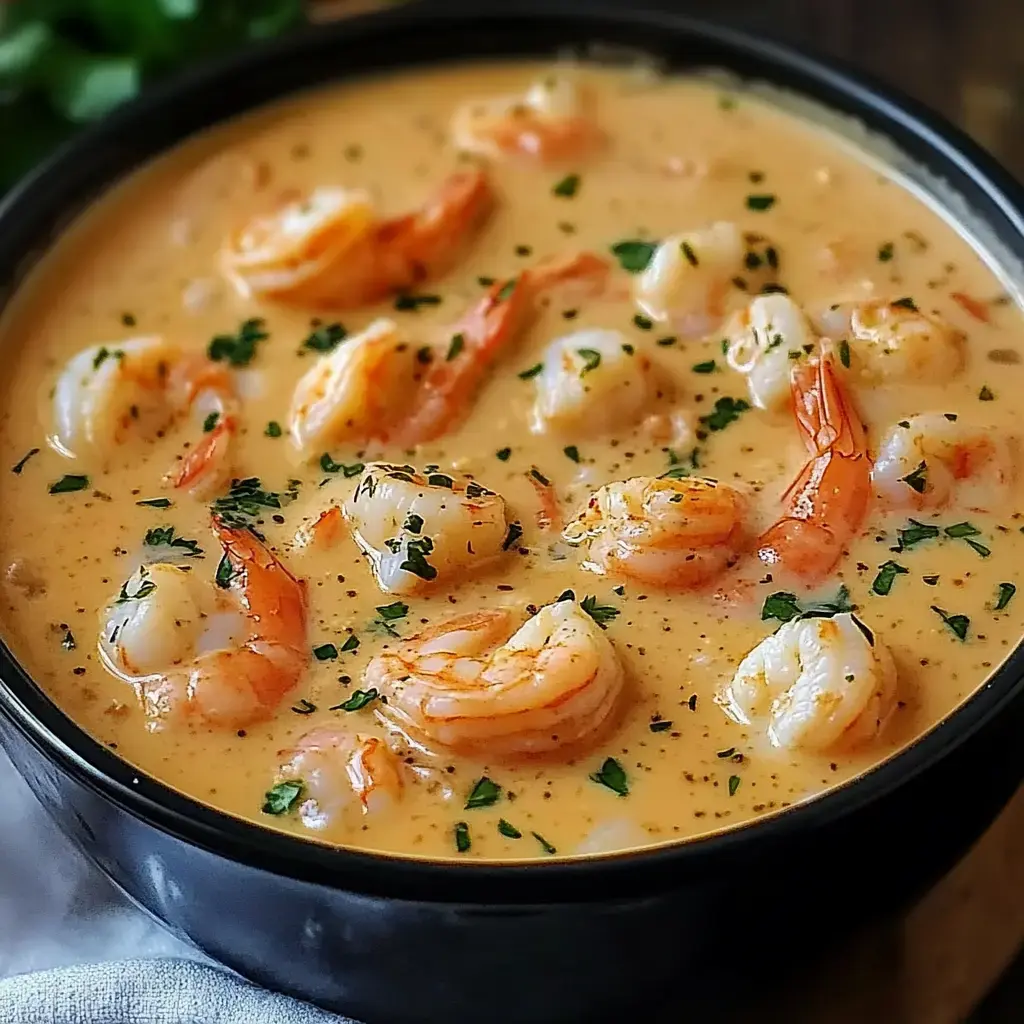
1,62,1022,861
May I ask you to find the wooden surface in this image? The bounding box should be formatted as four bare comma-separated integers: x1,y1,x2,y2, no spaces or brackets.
310,2,1024,1019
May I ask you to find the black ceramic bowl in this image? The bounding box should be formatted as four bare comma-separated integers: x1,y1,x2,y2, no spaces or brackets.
2,4,1024,1022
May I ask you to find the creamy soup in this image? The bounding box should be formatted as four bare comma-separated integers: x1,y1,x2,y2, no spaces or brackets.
1,61,1022,862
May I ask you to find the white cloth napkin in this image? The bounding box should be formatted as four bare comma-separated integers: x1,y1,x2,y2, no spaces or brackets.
0,748,352,1022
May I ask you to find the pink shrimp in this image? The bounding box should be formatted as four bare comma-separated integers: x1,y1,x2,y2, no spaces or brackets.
104,519,309,729
221,169,495,308
756,352,871,582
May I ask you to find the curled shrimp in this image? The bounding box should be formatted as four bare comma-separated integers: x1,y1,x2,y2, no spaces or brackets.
756,351,871,583
288,251,608,454
221,169,494,308
101,518,308,729
531,328,660,435
872,413,1015,512
278,728,403,830
451,75,605,162
717,613,897,752
635,223,776,338
342,463,513,595
365,601,625,759
563,476,746,589
52,337,238,496
726,294,818,412
815,299,964,383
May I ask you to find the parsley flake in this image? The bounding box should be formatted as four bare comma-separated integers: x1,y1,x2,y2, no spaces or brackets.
11,448,40,475
872,560,909,596
465,776,501,809
49,474,89,494
497,819,522,839
699,397,750,432
746,194,777,212
995,583,1017,611
589,757,628,796
302,323,346,352
208,318,268,367
581,595,619,628
454,822,471,853
262,781,303,816
931,605,970,641
333,688,378,712
552,173,580,197
577,348,602,375
610,239,657,273
532,831,557,854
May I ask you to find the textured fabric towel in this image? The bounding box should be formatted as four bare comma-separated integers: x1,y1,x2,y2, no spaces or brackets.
0,958,354,1024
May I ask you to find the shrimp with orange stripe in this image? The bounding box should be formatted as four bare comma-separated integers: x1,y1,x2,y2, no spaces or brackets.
52,336,239,497
288,251,610,456
221,169,494,308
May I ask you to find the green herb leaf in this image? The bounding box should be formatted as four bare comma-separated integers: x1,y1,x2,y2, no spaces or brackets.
894,518,940,551
552,173,580,197
339,635,360,653
399,537,437,580
746,194,777,212
211,477,294,531
465,776,501,809
312,643,338,661
900,461,928,494
589,757,628,796
691,360,717,374
394,293,442,311
497,819,522,839
375,601,408,622
680,240,699,266
892,296,918,311
581,594,619,628
698,396,750,433
979,385,995,401
136,497,172,508
728,775,741,796
49,474,89,494
877,242,894,262
610,239,658,273
302,322,346,352
262,780,303,816
11,448,40,475
632,313,653,331
496,447,512,461
931,605,970,641
116,577,156,603
496,279,517,301
446,333,465,361
872,560,909,596
995,583,1017,611
563,445,580,463
454,821,471,853
320,453,364,477
215,552,237,589
577,348,601,375
761,592,802,623
264,421,282,438
503,522,524,551
404,513,423,534
532,831,557,854
208,318,268,367
838,338,851,369
649,720,672,733
202,411,220,433
518,362,543,380
144,525,203,557
333,688,378,712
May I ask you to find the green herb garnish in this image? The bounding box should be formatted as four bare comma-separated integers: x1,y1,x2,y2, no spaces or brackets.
49,474,89,494
375,601,408,622
303,322,346,353
12,448,40,474
589,757,628,796
728,775,741,796
339,635,360,653
872,560,909,596
900,461,928,494
394,293,442,312
746,194,777,211
136,497,172,508
262,780,303,816
144,526,203,557
312,643,338,661
563,445,580,463
577,348,601,375
446,333,465,361
497,819,522,839
465,776,501,809
931,605,970,641
532,831,557,854
265,421,282,438
333,688,378,712
454,821,471,853
610,239,657,273
581,595,619,628
552,173,580,197
699,397,750,433
691,360,717,374
518,363,543,380
893,518,940,552
208,318,268,367
995,583,1017,611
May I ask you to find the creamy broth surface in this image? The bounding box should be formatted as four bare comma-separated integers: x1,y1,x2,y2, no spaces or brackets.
2,61,1023,861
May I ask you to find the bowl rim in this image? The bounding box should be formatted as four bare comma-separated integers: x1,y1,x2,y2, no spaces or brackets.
2,0,1024,905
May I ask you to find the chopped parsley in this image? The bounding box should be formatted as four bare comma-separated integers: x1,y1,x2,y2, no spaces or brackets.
552,173,580,197
900,461,928,494
144,526,203,558
11,448,40,475
302,322,346,352
656,336,677,347
838,338,851,369
761,586,854,623
208,318,268,367
632,313,653,331
563,445,580,463
498,819,522,839
211,477,294,531
649,720,672,733
995,583,1017,611
339,635,360,653
893,518,940,551
215,552,237,589
872,560,909,596
404,513,423,534
333,688,378,712
49,474,89,494
454,822,471,853
136,497,172,508
496,279,517,302
760,592,802,623
529,468,550,486
92,346,123,370
891,296,918,311
496,447,512,462
375,601,408,622
577,348,602,375
680,240,699,266
589,757,628,796
446,333,465,361
691,360,717,374
312,643,338,661
610,239,657,273
503,522,524,551
746,194,777,212
202,411,220,433
393,293,442,311
944,521,989,556
518,362,544,380
699,396,750,433
465,776,501,809
320,453,364,477
265,421,283,438
728,775,741,796
399,537,437,580
532,831,557,855
262,781,303,816
931,605,970,641
581,595,619,628
877,242,894,262
116,576,157,604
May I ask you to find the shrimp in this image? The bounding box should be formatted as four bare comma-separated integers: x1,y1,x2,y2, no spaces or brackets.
364,601,625,759
101,519,308,729
716,613,897,752
343,463,513,595
451,75,605,162
815,299,964,383
221,169,494,308
872,413,1015,512
755,351,871,583
635,223,776,338
562,476,746,589
52,338,238,496
287,251,609,455
531,328,658,435
726,294,818,412
278,728,402,830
